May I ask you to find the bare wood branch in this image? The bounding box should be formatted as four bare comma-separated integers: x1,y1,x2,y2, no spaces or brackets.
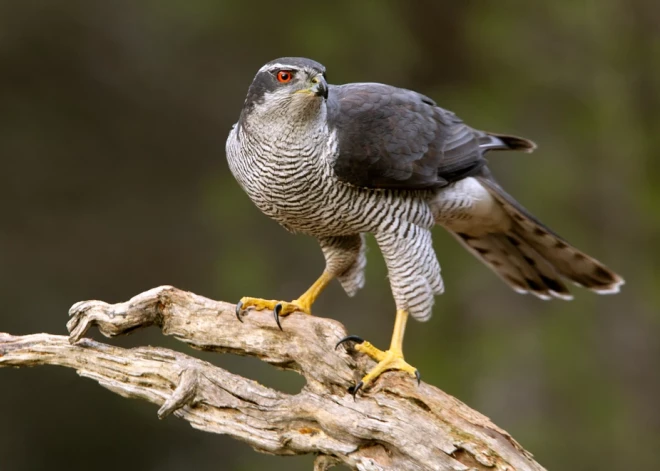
0,285,546,471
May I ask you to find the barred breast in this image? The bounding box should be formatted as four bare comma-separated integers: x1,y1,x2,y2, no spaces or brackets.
226,123,434,237
226,122,444,321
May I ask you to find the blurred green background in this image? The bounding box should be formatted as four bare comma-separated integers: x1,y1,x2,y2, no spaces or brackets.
1,1,658,470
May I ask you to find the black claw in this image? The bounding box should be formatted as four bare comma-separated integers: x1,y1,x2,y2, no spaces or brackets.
415,370,421,386
273,303,283,331
348,381,363,400
335,335,365,350
235,301,244,323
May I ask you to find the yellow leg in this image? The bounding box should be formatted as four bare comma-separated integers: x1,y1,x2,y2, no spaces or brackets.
337,310,419,395
237,271,333,319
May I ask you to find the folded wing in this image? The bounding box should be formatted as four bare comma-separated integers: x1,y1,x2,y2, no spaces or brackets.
326,83,533,190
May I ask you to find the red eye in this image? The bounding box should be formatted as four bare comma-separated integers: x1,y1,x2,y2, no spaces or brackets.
276,70,293,83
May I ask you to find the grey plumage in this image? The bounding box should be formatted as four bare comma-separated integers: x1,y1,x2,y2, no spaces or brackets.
226,57,623,321
319,235,367,297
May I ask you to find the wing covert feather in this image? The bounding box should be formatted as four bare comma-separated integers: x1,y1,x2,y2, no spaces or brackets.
327,83,486,190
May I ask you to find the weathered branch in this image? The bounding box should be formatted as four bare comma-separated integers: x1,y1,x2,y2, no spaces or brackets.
0,285,545,471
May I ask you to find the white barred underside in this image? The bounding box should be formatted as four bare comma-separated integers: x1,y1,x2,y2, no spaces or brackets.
227,118,443,321
375,225,443,321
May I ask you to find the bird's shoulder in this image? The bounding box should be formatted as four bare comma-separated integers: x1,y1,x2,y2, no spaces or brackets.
327,82,453,125
325,82,484,190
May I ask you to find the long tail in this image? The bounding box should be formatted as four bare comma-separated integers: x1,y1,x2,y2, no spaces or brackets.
440,175,624,300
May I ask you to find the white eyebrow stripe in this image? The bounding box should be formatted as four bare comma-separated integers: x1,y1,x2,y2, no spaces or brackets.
258,63,298,73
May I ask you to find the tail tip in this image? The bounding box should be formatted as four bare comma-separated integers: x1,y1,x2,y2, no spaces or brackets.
495,134,537,153
592,277,625,295
574,274,625,295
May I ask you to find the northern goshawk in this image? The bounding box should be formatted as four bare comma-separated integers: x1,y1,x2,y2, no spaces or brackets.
226,57,623,395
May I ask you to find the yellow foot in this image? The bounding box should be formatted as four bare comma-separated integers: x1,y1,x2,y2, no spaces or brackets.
335,336,420,397
235,296,311,330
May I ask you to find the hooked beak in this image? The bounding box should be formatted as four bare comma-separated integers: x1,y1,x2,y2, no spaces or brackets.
310,74,328,100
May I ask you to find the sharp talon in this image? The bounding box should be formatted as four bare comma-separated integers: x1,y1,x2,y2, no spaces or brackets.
415,370,421,386
273,303,283,331
235,300,244,322
348,381,363,400
335,335,365,350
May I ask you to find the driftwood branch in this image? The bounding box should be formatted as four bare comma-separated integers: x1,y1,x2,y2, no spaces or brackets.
0,286,545,471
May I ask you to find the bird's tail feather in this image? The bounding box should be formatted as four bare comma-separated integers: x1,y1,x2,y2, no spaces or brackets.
451,230,574,300
478,132,537,153
449,177,624,298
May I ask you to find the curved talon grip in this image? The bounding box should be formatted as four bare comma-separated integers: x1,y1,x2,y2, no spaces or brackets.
335,335,365,350
415,370,421,386
235,300,244,323
348,381,363,400
273,303,283,331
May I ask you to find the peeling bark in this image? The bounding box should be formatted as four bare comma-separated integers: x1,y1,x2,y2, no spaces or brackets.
0,285,546,471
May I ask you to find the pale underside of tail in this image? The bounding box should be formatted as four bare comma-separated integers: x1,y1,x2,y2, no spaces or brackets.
452,231,574,300
433,176,624,300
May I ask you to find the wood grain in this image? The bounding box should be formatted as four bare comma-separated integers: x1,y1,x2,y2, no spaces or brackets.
0,285,546,471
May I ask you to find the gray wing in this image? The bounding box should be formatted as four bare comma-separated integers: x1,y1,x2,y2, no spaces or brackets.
326,83,528,190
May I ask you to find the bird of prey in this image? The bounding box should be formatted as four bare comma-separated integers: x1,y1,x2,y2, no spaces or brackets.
226,57,624,395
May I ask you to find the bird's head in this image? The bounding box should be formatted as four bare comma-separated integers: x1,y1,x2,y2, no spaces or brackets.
239,57,328,127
